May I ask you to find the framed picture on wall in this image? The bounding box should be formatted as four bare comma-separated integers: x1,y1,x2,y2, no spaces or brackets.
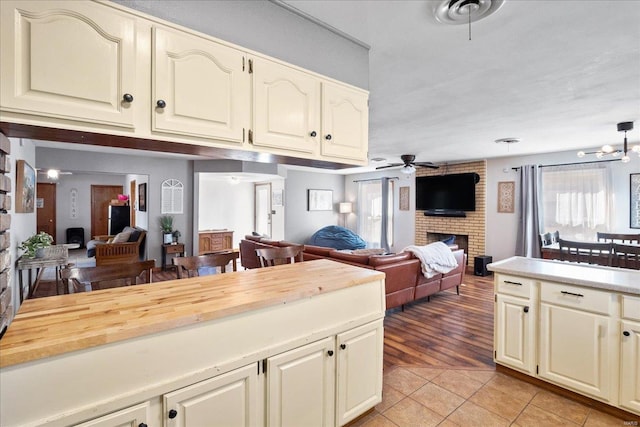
497,181,515,213
399,186,410,211
308,189,333,211
15,160,35,213
631,173,640,228
138,183,147,212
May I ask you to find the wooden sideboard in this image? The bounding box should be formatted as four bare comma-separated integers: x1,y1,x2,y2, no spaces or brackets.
199,230,233,254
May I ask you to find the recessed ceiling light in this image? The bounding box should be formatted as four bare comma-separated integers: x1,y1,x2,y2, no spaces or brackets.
495,138,521,145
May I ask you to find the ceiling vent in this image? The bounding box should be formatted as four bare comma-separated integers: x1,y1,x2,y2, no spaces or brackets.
434,0,505,25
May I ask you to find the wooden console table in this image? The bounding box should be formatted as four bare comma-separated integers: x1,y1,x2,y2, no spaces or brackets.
16,245,70,300
198,230,233,255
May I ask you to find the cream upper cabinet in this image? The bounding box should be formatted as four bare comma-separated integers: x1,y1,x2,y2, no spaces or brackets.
152,25,249,143
163,363,260,427
335,320,383,426
267,337,335,427
321,82,369,162
252,59,320,154
0,0,137,128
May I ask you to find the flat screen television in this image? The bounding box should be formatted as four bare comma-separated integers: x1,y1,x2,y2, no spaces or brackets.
416,173,479,216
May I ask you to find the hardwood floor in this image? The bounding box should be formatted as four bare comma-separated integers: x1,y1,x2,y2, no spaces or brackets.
383,269,495,370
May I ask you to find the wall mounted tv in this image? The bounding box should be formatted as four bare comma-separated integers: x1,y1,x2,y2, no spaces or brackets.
416,172,480,217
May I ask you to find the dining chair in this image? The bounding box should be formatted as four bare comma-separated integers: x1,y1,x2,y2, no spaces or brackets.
172,252,238,278
550,230,560,243
557,238,614,266
596,232,640,244
61,260,155,293
539,232,553,247
613,244,640,270
255,245,304,268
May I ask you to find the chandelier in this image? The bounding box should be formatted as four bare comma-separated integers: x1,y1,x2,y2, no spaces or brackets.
577,121,639,163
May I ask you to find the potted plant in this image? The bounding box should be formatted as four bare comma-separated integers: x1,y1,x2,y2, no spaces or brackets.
19,232,53,258
159,215,174,244
172,229,181,244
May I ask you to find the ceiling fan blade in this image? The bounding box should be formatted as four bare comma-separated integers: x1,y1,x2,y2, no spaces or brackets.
414,162,439,169
375,163,403,170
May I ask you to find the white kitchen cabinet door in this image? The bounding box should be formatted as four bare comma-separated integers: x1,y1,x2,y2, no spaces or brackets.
495,294,536,374
252,59,320,154
320,82,369,163
539,303,611,401
0,1,136,128
73,402,150,427
152,25,249,143
620,320,640,414
267,337,335,427
336,320,383,426
163,363,260,427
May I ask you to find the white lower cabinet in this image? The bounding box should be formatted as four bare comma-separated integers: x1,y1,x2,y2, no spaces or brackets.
74,402,150,427
267,320,383,427
620,295,640,414
494,294,535,374
164,363,260,427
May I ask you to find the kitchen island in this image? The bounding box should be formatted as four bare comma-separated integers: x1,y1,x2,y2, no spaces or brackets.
0,259,386,426
489,257,640,418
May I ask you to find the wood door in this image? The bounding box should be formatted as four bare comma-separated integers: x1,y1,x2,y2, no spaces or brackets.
91,185,123,238
36,183,57,243
130,179,136,227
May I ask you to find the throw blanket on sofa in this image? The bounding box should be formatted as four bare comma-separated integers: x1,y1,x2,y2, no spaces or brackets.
404,242,459,278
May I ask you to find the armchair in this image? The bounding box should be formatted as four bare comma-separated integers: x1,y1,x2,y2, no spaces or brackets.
89,227,147,266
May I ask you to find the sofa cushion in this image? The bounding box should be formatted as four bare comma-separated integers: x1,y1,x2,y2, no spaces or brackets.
328,250,371,265
111,231,131,243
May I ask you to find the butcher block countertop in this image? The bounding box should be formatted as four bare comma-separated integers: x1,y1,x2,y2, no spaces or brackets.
0,259,384,368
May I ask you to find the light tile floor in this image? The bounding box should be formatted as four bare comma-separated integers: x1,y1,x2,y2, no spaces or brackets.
352,366,636,427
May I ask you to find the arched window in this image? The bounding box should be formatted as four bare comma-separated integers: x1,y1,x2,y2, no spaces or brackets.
161,179,183,214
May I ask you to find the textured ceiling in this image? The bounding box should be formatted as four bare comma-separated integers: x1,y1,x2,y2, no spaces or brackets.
283,0,640,168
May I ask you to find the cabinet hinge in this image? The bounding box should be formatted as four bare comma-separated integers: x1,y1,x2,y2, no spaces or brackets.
536,365,539,374
262,359,266,374
242,57,245,71
243,128,245,143
494,294,497,303
248,129,253,144
248,59,253,74
494,350,497,358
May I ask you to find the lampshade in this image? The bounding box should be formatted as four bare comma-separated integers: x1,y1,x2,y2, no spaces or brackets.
400,165,416,174
339,202,353,214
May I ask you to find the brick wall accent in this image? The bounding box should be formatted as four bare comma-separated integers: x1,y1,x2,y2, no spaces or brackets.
415,161,487,264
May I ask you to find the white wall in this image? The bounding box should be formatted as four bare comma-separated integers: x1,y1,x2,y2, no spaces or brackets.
486,149,638,262
127,174,149,231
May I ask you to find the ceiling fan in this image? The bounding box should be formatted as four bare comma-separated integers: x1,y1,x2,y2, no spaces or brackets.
375,154,439,174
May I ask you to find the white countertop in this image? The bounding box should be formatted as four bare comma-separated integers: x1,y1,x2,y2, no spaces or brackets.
488,256,640,295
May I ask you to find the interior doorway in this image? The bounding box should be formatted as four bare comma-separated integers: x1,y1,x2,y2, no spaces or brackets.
254,183,272,237
36,183,57,243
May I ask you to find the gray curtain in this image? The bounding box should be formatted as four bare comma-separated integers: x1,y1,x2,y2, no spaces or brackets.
515,165,541,258
380,177,391,253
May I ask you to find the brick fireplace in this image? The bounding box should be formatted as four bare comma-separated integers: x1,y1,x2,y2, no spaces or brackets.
415,161,486,265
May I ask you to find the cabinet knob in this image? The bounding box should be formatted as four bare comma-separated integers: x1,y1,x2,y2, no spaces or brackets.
310,131,317,137
327,350,334,356
122,93,134,103
623,331,631,337
157,99,167,108
523,306,529,313
138,424,148,427
325,134,332,140
340,344,346,350
168,409,178,419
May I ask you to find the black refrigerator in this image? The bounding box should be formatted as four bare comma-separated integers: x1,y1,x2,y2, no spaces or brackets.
108,205,130,235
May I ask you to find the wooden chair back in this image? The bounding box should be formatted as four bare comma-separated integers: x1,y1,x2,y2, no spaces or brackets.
539,232,553,247
172,252,238,279
550,230,560,243
61,260,155,292
613,244,640,270
596,232,640,244
557,238,613,266
255,245,304,268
